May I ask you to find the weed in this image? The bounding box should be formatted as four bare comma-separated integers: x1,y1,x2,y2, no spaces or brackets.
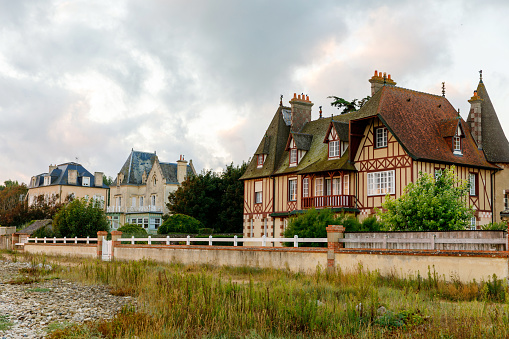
27,287,50,293
0,314,13,331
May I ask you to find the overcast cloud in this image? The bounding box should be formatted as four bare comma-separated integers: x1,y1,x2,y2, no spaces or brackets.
1,0,509,184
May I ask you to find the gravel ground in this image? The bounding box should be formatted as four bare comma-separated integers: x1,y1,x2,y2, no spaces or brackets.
0,259,134,339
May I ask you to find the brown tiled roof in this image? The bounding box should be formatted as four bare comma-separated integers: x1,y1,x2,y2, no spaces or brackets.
439,118,459,138
353,86,496,169
467,81,509,163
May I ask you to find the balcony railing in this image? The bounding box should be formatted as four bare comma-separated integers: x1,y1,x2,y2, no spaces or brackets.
107,205,164,213
302,195,356,209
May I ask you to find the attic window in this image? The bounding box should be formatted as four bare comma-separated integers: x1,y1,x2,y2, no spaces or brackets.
329,140,339,158
289,147,298,166
82,177,90,187
44,176,51,186
453,124,463,156
257,154,265,168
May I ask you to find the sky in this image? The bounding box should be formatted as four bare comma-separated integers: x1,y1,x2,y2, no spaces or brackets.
1,0,509,184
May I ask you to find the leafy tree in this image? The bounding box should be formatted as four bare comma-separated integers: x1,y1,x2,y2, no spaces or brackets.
118,223,148,237
328,96,371,114
158,214,202,234
167,162,247,233
0,181,28,226
53,198,109,237
377,167,474,231
103,175,114,186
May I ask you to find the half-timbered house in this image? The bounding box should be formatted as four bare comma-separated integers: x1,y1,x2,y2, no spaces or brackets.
240,71,509,245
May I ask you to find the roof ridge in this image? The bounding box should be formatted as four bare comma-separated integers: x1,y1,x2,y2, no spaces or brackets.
388,85,446,99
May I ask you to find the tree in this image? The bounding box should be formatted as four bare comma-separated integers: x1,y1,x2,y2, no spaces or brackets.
0,181,28,226
328,96,371,114
118,223,148,237
167,162,247,233
377,167,474,231
158,214,202,234
103,175,114,186
53,198,109,237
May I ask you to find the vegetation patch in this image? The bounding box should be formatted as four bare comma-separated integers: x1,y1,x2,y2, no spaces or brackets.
0,314,13,331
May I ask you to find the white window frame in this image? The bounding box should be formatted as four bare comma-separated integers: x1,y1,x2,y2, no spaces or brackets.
131,197,137,207
367,170,395,196
315,178,323,196
82,177,90,187
44,176,51,186
332,177,341,195
453,136,462,155
255,181,263,204
469,173,477,196
139,196,144,207
470,217,476,230
343,175,350,195
289,179,297,201
328,140,339,158
302,178,309,198
325,178,332,196
375,127,388,148
289,148,297,166
151,195,156,206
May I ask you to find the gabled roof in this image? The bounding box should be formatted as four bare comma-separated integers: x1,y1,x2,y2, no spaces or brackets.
324,120,349,142
439,118,460,138
30,163,108,188
240,106,291,180
350,86,496,169
114,150,157,185
286,132,313,151
114,150,195,185
467,81,509,163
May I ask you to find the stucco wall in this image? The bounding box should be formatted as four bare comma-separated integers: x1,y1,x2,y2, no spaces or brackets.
24,244,97,258
335,251,508,282
114,245,327,273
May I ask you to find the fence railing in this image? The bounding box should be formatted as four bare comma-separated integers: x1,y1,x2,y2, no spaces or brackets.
26,237,98,244
302,194,356,209
119,235,327,247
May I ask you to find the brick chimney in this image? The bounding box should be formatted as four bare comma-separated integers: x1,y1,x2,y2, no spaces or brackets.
68,169,78,185
289,93,313,132
94,172,104,187
49,164,57,174
369,70,396,96
468,90,484,149
177,155,188,184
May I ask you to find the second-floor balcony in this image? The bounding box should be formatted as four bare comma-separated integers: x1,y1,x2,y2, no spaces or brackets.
302,195,356,209
107,205,164,214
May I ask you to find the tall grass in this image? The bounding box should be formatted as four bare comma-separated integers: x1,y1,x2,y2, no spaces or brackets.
9,252,509,338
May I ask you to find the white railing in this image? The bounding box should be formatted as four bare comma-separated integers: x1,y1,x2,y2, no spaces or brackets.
126,205,163,213
119,235,327,248
107,206,124,213
25,236,98,244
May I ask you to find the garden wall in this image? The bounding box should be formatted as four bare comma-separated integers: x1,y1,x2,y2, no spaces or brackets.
24,244,97,258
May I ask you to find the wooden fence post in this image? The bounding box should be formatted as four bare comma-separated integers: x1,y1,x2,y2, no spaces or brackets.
326,225,345,273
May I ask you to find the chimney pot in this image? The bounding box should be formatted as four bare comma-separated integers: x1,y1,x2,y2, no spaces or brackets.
374,70,378,77
293,93,296,99
306,95,309,101
388,74,392,80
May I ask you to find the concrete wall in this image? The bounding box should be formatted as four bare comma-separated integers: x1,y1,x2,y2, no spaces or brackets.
335,250,508,283
24,244,97,258
114,245,327,273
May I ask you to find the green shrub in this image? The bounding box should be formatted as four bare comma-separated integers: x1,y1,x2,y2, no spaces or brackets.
118,224,148,237
480,222,507,230
158,214,203,235
32,225,55,238
199,228,214,234
53,198,109,237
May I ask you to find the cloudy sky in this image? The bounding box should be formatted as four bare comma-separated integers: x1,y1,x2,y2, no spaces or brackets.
1,0,509,184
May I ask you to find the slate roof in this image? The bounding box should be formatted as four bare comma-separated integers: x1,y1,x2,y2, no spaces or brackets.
288,132,313,151
30,163,108,188
114,150,195,186
467,81,509,163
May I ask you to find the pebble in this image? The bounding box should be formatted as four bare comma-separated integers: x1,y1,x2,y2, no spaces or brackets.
0,259,134,338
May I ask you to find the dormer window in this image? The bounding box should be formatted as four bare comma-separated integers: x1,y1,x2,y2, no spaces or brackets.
375,127,387,148
257,154,265,168
82,177,90,187
289,147,298,166
44,176,51,186
453,123,463,155
329,140,339,158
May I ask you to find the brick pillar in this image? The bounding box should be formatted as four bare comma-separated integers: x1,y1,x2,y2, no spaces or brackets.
97,231,108,259
326,225,345,273
110,230,122,261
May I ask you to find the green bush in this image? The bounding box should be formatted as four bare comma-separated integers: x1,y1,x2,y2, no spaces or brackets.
480,221,507,230
32,225,55,238
158,214,203,235
118,223,148,237
53,198,109,237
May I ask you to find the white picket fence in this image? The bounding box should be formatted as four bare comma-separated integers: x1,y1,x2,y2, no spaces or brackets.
119,235,326,247
27,237,97,244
